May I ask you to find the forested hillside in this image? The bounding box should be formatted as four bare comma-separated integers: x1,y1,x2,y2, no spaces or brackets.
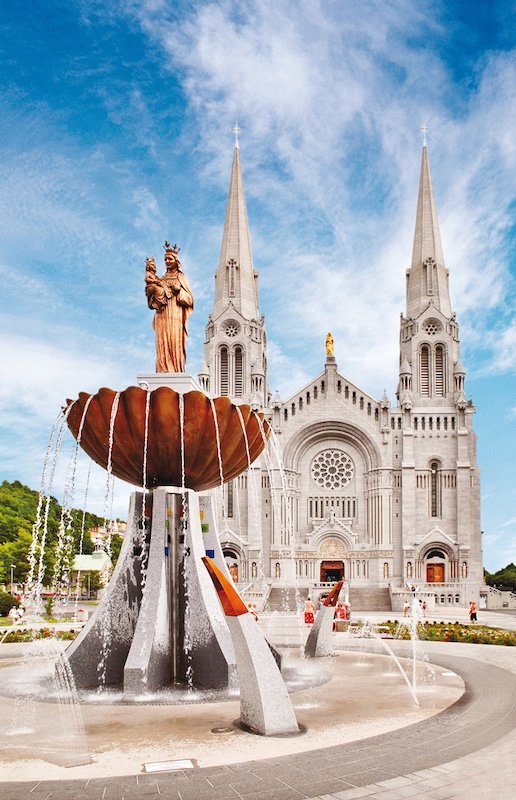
0,480,106,586
485,564,516,593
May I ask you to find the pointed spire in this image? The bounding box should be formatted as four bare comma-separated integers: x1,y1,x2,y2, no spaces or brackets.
212,140,259,321
406,143,452,319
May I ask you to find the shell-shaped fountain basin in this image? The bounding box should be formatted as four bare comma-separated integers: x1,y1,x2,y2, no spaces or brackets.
65,386,269,491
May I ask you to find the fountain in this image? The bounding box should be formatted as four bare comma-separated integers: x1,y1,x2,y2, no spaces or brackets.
60,243,299,735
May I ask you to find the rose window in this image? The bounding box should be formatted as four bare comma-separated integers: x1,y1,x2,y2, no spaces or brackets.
424,319,442,336
311,449,354,489
224,323,239,337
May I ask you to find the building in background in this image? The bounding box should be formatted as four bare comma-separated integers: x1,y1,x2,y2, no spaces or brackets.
199,140,483,611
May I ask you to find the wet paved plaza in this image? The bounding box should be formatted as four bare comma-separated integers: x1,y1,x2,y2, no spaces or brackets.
1,610,515,800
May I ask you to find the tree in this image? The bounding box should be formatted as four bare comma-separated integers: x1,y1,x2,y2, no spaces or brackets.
0,481,124,589
485,563,516,593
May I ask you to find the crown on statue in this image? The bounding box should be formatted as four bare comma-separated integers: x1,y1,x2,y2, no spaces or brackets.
163,241,180,255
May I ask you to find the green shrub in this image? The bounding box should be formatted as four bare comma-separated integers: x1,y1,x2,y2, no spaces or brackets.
0,591,19,616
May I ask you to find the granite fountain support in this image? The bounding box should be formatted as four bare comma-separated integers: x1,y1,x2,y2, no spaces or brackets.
304,581,343,658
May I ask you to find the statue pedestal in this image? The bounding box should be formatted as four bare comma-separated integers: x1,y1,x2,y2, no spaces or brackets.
137,373,203,394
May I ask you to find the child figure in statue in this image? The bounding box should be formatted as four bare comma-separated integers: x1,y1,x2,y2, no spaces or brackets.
145,243,194,373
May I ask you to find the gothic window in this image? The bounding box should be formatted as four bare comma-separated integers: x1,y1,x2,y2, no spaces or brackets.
220,347,229,395
435,345,445,395
430,461,441,517
420,345,430,395
227,258,238,297
311,450,354,489
227,480,234,518
234,347,243,397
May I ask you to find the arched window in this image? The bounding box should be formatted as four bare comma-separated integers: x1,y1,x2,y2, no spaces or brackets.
220,347,229,395
383,562,389,579
430,461,441,517
226,480,234,518
234,347,243,397
420,345,430,395
435,345,445,396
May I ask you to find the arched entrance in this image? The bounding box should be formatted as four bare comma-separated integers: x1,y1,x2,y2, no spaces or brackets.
425,548,446,583
320,561,344,582
223,548,240,583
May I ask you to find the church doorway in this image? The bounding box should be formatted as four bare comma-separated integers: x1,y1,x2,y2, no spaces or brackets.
425,549,446,583
223,549,240,583
320,561,344,582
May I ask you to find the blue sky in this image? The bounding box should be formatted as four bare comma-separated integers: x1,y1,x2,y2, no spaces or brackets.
0,0,514,571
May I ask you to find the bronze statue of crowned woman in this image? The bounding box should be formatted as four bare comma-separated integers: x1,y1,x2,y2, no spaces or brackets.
145,242,194,373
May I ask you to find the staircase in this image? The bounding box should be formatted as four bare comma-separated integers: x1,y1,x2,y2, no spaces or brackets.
265,586,308,612
349,587,392,612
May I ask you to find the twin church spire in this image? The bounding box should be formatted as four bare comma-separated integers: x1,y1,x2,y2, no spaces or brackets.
406,143,452,319
399,141,466,410
213,143,260,322
200,140,267,408
200,132,465,414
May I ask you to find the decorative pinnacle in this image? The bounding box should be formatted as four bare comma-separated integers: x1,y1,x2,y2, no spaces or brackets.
232,122,241,148
420,124,429,147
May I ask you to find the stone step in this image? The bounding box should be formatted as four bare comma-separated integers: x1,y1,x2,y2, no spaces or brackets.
265,587,308,612
349,587,392,612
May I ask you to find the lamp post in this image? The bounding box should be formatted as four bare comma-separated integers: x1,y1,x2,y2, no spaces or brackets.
10,564,15,594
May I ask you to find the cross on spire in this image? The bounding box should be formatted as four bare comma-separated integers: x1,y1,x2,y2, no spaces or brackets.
420,124,429,146
232,122,241,148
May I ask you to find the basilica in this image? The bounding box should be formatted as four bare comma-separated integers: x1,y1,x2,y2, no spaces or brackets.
196,140,483,611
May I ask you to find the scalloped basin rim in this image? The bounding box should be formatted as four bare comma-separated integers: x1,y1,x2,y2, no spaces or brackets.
65,385,269,491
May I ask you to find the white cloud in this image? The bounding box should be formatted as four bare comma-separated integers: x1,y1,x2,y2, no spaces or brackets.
128,0,516,387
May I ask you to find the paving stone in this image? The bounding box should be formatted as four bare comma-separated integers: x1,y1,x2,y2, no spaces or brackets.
235,788,305,800
324,789,375,800
426,788,458,799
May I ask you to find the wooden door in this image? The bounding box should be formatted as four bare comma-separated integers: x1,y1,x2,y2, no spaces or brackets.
427,563,445,583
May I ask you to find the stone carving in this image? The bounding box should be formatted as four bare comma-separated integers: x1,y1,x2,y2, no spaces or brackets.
145,243,194,373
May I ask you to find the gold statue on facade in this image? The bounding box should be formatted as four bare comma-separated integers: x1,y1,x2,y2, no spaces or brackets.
325,332,334,358
145,243,194,373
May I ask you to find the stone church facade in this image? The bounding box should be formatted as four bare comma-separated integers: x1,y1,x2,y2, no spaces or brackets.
197,141,483,610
